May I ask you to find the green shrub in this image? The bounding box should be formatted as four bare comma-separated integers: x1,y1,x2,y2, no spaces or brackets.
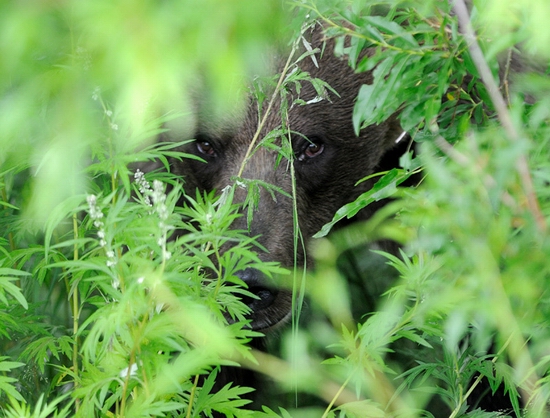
1,0,550,417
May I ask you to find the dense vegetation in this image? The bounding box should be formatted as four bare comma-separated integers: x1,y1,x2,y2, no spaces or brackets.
1,0,550,417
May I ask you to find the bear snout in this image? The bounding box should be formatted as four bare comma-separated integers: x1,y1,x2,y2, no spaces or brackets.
234,268,292,331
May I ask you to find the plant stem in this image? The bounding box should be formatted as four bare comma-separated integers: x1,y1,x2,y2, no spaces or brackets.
186,374,201,418
287,123,308,406
120,315,148,415
0,184,16,253
321,372,353,418
212,246,223,298
300,3,432,56
452,0,546,232
71,212,81,412
236,27,301,178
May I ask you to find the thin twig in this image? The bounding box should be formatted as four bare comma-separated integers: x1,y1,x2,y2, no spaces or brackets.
0,185,16,252
186,374,201,418
321,373,353,418
434,135,470,167
452,0,546,231
71,213,81,412
238,349,360,407
503,48,514,106
236,28,302,178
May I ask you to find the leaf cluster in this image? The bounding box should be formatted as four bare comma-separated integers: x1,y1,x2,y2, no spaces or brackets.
2,1,550,417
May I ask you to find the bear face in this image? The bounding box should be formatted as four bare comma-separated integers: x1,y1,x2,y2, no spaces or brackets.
168,25,403,331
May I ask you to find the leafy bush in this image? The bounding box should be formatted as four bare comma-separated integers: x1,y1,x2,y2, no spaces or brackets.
1,0,550,417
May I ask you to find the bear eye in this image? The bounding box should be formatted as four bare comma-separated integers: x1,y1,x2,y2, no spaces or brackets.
304,142,324,158
196,137,216,156
297,140,324,162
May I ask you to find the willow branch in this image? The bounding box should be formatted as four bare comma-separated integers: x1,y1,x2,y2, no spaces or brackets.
452,0,546,231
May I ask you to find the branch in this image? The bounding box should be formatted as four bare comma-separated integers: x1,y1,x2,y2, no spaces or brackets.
452,0,546,232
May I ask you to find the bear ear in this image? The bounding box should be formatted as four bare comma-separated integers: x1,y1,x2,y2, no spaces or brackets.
379,114,408,151
375,126,414,175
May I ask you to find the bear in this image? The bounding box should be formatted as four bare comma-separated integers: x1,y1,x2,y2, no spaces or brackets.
167,24,404,332
157,21,524,416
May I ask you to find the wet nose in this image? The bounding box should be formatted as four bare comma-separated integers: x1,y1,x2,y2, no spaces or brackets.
235,268,278,312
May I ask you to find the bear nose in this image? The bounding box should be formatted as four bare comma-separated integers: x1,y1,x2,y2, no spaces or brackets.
235,268,278,312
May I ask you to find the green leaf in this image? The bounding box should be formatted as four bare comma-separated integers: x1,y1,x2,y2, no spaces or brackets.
0,273,29,309
353,56,395,135
0,357,25,401
43,194,87,260
364,15,419,49
192,368,254,417
314,168,411,237
336,400,386,418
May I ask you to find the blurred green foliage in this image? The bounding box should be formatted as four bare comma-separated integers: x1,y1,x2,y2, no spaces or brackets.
1,0,550,417
0,0,289,226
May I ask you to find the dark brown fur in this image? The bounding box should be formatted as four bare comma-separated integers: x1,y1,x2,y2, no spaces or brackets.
162,23,522,415
168,25,402,330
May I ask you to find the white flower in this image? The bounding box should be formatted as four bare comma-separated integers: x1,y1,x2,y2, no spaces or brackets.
133,174,172,262
87,194,104,221
111,276,120,288
134,169,152,206
86,194,96,206
152,180,168,222
152,180,166,202
134,169,144,181
92,87,100,101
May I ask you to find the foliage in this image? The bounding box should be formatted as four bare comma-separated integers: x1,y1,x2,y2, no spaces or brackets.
1,0,550,417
